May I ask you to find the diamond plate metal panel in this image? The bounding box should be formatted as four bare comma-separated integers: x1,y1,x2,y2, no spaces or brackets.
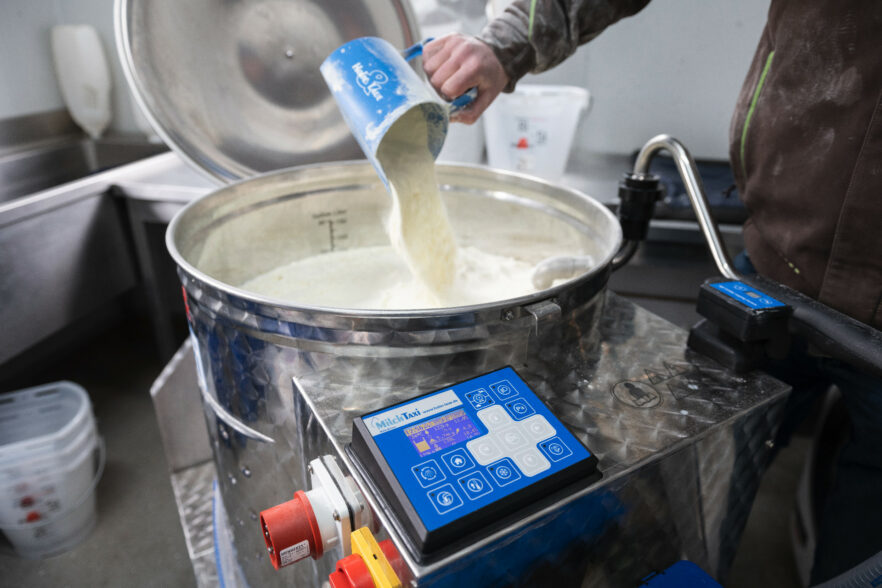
292,293,790,586
170,462,218,588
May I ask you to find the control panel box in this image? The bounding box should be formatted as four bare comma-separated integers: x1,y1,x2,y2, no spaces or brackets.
349,367,600,560
698,280,791,342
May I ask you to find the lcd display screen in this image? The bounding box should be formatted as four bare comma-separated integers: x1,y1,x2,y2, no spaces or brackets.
403,409,481,457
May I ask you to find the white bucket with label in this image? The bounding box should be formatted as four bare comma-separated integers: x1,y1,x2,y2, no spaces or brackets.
484,84,590,181
0,381,104,558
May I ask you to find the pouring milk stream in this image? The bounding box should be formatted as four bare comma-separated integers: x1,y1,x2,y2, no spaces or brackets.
243,37,586,309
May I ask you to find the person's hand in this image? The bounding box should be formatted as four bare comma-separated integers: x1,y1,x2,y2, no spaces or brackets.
423,33,509,124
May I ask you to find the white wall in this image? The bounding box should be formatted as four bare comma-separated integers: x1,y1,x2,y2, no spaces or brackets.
0,0,769,153
0,2,66,118
0,0,140,134
520,0,770,159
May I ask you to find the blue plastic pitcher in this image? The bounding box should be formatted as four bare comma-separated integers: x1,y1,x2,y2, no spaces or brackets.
320,37,474,184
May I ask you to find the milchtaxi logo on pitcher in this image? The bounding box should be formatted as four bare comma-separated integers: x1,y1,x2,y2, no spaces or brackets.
352,62,388,101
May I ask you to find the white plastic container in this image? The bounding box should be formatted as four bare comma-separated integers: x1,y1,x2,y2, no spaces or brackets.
437,119,486,164
0,381,104,558
51,25,113,139
483,84,590,181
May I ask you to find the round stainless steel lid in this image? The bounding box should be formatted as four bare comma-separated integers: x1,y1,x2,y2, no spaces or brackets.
116,0,420,183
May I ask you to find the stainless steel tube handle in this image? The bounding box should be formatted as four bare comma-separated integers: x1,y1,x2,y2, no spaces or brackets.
633,134,740,280
639,136,882,375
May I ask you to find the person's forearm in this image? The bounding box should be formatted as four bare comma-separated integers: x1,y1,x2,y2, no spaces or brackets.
480,0,652,91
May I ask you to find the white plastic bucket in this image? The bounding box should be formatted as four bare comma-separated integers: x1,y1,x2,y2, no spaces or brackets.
484,84,590,181
438,118,486,164
0,381,104,558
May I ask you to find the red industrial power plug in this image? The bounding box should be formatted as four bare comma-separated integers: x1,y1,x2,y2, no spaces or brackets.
259,455,378,570
260,490,324,568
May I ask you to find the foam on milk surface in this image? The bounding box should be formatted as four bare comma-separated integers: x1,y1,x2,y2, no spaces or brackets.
242,245,537,310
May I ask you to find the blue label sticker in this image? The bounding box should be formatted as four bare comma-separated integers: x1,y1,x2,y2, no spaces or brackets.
710,281,786,310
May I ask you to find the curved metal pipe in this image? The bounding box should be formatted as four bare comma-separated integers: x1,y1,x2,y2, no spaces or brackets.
633,134,740,280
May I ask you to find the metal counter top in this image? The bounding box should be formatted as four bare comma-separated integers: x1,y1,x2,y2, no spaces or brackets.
113,151,218,204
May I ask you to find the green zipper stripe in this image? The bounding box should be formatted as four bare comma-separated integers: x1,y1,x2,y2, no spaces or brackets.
740,50,775,174
528,0,538,41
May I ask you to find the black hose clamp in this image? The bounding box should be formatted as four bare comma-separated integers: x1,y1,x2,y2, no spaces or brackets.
618,173,663,241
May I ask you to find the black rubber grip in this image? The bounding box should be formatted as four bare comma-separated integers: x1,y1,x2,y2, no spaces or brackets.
744,275,882,379
618,173,662,241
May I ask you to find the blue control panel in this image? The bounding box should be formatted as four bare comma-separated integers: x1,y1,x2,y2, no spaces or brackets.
709,281,785,310
350,367,598,557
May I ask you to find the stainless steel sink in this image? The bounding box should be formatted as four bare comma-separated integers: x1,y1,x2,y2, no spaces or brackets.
0,113,170,367
0,136,167,203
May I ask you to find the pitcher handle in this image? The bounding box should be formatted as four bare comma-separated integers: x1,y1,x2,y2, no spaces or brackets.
402,38,433,62
402,38,477,115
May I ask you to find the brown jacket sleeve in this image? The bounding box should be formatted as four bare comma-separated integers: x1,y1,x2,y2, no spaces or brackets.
479,0,652,91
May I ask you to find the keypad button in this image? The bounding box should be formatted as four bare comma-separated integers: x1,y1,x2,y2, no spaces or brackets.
465,388,494,410
457,471,493,500
411,459,446,488
521,415,555,441
504,398,535,420
539,437,573,462
427,484,463,515
489,379,517,399
487,458,522,487
494,426,530,452
466,436,504,465
476,405,513,431
441,448,474,475
512,448,550,476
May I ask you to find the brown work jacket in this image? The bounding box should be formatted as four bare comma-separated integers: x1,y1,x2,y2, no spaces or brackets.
730,2,882,329
482,0,882,329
